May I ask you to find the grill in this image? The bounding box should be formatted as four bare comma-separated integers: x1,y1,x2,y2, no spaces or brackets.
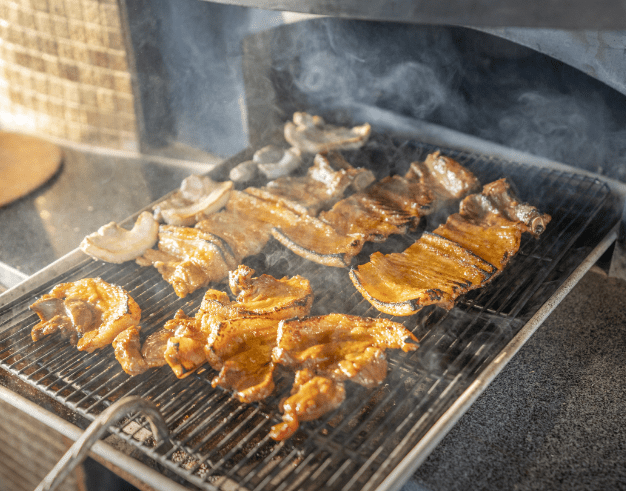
0,139,621,491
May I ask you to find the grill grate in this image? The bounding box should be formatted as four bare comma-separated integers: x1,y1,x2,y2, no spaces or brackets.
0,141,619,491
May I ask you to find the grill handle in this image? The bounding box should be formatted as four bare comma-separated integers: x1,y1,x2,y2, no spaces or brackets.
34,396,169,491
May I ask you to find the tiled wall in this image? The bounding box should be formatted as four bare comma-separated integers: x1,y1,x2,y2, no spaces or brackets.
0,0,139,150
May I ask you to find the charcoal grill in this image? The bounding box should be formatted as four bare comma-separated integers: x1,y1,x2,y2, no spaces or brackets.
0,137,622,491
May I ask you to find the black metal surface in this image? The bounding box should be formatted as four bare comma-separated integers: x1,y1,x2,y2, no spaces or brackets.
0,141,620,491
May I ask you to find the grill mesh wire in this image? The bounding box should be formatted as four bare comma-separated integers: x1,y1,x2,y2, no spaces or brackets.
0,141,618,491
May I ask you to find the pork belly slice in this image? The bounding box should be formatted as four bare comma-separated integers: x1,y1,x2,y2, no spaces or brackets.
195,209,272,261
284,112,371,153
269,369,346,441
30,277,141,353
405,150,481,203
459,178,551,237
244,152,375,216
227,190,363,268
318,177,432,243
350,232,497,316
350,178,551,316
136,225,238,298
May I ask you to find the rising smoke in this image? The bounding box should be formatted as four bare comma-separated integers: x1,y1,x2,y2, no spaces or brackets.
267,18,626,182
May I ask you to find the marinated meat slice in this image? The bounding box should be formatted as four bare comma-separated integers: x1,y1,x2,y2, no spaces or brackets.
199,265,313,322
284,112,371,153
158,268,313,381
113,326,148,376
141,329,172,368
272,314,419,386
113,326,172,376
212,347,276,403
459,178,551,237
350,232,497,316
350,179,551,316
434,213,522,272
163,309,208,378
405,150,481,202
270,222,363,268
30,277,141,353
195,209,272,261
205,317,279,402
203,316,281,369
244,152,375,216
227,190,363,267
318,151,376,192
136,225,237,298
270,370,346,441
318,174,434,242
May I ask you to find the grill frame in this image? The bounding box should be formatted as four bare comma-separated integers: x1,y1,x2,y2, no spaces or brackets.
0,140,623,491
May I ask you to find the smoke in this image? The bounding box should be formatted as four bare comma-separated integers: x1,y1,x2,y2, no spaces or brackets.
266,19,626,182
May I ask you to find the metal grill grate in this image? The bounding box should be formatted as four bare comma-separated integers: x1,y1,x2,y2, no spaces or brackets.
0,141,619,491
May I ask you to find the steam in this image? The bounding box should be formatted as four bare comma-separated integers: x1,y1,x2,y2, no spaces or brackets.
268,19,626,182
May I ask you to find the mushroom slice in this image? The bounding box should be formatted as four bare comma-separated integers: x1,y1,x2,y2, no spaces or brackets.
157,178,233,227
80,211,159,264
255,145,303,180
30,277,141,353
284,112,371,153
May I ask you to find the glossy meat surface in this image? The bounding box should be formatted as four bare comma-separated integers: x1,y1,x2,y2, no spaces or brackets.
30,277,141,353
199,265,314,321
136,225,237,298
350,178,551,316
269,369,346,441
272,313,419,385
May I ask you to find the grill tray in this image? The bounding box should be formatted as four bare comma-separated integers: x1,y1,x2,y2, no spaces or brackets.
0,141,620,491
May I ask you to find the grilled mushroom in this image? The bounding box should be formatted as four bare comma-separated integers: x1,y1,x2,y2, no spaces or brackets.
284,112,371,153
80,211,159,264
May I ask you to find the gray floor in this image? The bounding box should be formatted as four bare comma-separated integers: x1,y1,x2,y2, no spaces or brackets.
405,267,626,491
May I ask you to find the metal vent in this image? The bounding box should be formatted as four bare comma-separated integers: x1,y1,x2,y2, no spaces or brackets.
0,141,619,491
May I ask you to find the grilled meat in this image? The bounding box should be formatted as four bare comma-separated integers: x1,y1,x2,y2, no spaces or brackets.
195,209,272,261
284,112,371,153
199,265,314,321
459,178,551,237
30,277,141,353
269,370,346,441
163,309,208,378
155,267,313,382
350,178,551,316
350,232,496,315
405,150,481,202
141,328,172,368
318,174,433,242
113,326,148,376
205,317,280,402
244,152,374,216
272,314,419,386
136,225,238,298
227,190,363,268
268,314,418,440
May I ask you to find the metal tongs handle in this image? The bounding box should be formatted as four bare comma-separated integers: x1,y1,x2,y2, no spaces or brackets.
35,396,169,491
